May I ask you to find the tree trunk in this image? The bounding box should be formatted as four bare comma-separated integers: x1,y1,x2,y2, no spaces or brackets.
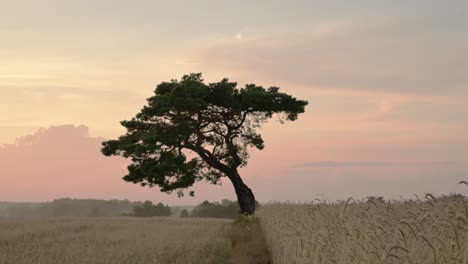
228,171,256,215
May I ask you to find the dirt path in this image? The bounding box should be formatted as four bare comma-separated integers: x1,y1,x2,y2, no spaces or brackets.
228,220,271,264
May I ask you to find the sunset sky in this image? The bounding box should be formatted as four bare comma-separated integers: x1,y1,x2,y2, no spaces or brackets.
1,1,468,204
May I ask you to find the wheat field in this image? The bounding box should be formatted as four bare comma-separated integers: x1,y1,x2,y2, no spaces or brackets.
3,197,468,264
0,217,232,264
258,196,468,264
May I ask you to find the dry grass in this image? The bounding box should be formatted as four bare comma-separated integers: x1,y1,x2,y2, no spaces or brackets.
258,197,468,264
4,196,468,264
0,217,232,264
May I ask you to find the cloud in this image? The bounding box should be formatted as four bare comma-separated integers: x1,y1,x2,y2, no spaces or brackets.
252,168,468,202
0,125,243,204
360,97,468,124
0,125,134,201
0,85,139,102
235,31,244,41
293,160,459,169
269,159,468,201
0,126,113,193
1,125,467,203
294,161,392,168
195,20,468,97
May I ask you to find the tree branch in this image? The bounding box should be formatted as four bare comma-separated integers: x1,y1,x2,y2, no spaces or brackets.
184,144,233,175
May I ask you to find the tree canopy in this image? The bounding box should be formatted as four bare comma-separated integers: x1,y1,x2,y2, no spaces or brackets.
102,73,308,214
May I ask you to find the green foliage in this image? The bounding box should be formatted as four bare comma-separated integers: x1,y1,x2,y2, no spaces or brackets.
179,209,190,218
191,200,241,219
132,201,171,217
101,73,308,198
234,214,258,225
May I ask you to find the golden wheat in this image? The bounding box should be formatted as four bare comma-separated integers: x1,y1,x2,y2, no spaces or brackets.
258,197,468,264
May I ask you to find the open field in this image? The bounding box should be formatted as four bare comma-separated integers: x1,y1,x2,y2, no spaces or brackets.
3,197,468,264
258,197,468,264
0,217,232,264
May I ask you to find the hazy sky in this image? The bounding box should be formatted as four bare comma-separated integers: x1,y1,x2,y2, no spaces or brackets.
1,1,468,204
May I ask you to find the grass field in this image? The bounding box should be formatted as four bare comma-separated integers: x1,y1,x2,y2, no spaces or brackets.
3,197,468,264
0,217,232,264
258,197,468,264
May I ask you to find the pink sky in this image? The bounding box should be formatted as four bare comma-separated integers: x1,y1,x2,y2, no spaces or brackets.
1,124,466,205
1,1,468,204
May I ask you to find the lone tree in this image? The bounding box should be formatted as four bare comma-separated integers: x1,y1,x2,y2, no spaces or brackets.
102,73,308,215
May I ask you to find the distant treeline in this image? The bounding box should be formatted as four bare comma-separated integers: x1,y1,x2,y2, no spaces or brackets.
0,198,249,219
127,199,250,219
0,198,136,219
186,199,261,219
188,200,240,219
126,201,172,217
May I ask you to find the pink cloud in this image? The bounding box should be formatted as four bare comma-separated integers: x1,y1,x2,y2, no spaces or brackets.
0,125,242,204
1,125,467,204
1,125,126,201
